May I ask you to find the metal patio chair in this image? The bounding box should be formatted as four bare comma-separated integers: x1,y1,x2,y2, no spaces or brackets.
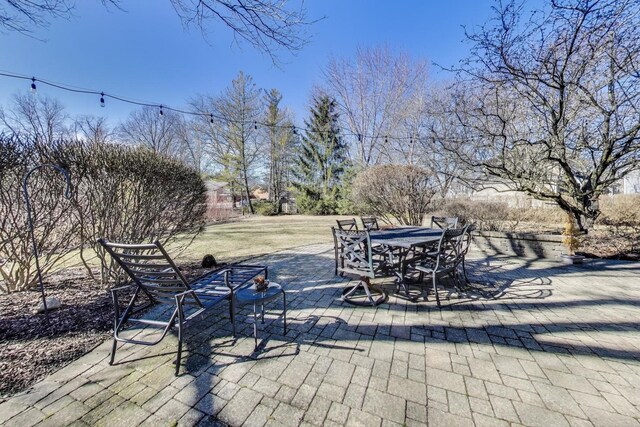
336,218,359,231
334,229,398,306
430,216,459,229
455,224,476,285
360,216,380,231
408,227,465,307
98,239,267,375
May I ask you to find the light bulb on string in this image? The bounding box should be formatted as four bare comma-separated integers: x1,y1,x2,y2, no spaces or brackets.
210,114,214,124
30,77,36,94
159,105,164,116
254,122,258,130
100,92,105,108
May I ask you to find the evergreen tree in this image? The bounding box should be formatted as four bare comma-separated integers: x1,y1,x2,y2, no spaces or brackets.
292,95,348,214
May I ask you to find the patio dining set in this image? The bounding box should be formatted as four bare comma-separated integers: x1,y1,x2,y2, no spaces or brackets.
332,216,475,307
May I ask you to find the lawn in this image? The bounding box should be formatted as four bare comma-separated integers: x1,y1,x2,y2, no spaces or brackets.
171,214,349,264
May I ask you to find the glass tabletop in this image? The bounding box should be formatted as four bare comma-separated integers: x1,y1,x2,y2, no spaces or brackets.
236,282,282,303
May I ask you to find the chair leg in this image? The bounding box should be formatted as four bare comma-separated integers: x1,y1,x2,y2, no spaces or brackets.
282,290,287,335
109,338,117,365
229,294,237,338
432,271,441,307
462,258,470,284
175,312,183,376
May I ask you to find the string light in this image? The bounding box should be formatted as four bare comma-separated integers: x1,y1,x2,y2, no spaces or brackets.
0,70,425,144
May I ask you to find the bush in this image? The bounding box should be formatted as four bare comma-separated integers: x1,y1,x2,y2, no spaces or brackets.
253,200,279,216
351,165,437,226
68,142,207,285
0,137,79,292
0,138,207,292
437,198,565,231
597,194,640,231
294,193,340,215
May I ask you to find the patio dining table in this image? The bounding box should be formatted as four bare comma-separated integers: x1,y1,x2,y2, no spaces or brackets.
369,226,444,298
369,226,443,249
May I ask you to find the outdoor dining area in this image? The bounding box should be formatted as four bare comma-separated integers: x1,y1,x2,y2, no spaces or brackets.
332,216,474,307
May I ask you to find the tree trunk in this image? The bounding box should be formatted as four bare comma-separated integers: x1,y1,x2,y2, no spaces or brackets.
243,173,254,214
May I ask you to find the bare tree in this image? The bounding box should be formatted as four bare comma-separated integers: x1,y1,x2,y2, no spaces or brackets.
0,93,68,143
448,0,640,232
73,115,113,144
323,46,429,166
170,0,315,63
1,1,314,63
0,0,119,34
193,72,263,213
118,106,185,156
263,88,295,211
351,164,437,226
178,118,210,174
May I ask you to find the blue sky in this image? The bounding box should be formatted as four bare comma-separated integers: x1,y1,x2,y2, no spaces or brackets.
0,1,503,126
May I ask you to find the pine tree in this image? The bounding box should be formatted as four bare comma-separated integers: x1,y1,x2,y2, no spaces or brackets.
292,95,348,214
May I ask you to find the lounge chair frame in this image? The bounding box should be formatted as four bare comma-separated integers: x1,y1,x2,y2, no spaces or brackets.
99,239,267,375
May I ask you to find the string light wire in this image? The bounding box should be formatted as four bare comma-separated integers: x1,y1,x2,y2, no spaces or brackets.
0,70,422,142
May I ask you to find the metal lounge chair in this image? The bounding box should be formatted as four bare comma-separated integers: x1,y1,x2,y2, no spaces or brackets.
98,238,267,375
430,216,459,229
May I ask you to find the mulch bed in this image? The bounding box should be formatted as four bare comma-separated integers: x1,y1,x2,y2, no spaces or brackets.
0,262,213,399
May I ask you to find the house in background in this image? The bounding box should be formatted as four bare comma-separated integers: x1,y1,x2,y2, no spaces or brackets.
206,181,234,208
622,170,640,194
250,185,269,201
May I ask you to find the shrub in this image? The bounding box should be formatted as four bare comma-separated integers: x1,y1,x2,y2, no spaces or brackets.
351,165,437,226
597,194,640,232
294,193,340,215
253,200,279,216
0,138,207,292
438,198,565,231
67,142,207,285
0,137,79,292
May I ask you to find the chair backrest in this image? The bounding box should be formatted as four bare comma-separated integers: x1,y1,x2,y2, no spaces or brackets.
430,216,459,229
333,229,375,278
336,218,359,231
432,227,465,271
360,216,380,231
98,239,196,305
457,224,475,258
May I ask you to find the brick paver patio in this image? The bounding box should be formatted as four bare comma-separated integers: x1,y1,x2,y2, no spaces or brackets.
1,244,639,426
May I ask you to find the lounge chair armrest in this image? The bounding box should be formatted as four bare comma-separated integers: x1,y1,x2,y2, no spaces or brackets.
174,289,196,300
109,284,136,294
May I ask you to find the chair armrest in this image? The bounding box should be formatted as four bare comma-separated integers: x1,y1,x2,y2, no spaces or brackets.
109,284,136,294
174,289,196,299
